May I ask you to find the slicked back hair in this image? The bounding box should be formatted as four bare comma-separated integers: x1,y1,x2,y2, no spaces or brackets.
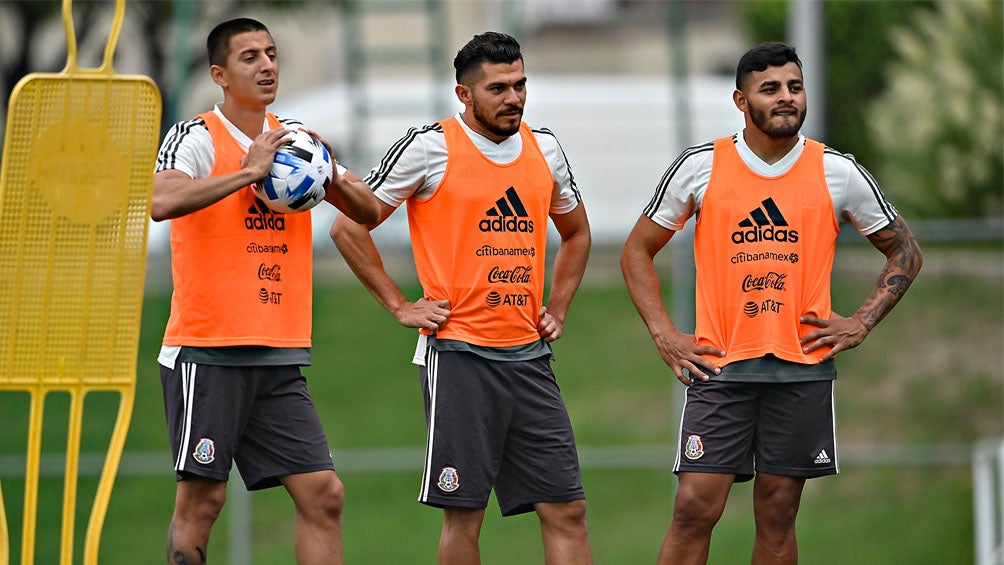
453,31,523,85
735,42,802,89
207,18,271,67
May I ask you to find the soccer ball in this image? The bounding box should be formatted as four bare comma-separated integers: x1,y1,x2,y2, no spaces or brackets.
253,129,332,213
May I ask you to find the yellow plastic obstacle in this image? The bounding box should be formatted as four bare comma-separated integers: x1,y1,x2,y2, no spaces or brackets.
0,0,161,562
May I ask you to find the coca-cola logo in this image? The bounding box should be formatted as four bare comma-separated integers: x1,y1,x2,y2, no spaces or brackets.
258,263,281,281
487,265,532,284
742,272,787,292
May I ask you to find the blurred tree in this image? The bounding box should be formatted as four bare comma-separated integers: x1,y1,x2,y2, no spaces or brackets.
0,0,337,148
866,0,1003,218
739,0,935,180
0,1,102,105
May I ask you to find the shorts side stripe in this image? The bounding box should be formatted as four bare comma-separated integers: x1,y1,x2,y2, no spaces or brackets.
672,388,689,473
176,362,197,472
419,348,439,502
831,380,840,475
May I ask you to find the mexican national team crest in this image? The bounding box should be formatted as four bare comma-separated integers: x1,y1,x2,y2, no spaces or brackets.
437,466,460,493
684,434,705,460
193,437,216,464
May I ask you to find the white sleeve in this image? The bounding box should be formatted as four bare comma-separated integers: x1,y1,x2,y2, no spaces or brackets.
644,142,715,231
824,149,898,236
533,128,581,215
364,124,443,207
155,119,214,179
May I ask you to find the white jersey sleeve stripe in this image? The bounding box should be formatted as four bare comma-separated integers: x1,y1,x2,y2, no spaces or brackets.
533,127,582,203
850,158,897,222
365,123,442,190
824,147,897,222
643,141,714,219
156,118,205,173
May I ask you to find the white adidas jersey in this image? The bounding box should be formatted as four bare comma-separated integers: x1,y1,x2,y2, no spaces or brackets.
155,104,348,179
363,114,581,214
643,132,898,236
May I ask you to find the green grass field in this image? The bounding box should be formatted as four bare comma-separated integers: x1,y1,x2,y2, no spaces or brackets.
1,245,1000,564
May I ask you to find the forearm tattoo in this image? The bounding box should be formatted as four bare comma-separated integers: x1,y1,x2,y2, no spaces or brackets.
859,217,923,329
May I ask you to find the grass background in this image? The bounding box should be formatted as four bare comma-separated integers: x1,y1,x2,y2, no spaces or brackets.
0,243,1001,564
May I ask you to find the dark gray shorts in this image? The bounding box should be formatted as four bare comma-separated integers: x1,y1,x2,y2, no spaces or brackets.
674,379,838,482
160,363,335,490
418,349,585,516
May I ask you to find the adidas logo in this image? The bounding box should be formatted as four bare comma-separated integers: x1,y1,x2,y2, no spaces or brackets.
479,186,534,233
814,449,831,464
731,197,798,244
245,199,286,231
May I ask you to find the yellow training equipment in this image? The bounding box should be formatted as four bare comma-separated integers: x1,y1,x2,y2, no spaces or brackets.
0,0,161,563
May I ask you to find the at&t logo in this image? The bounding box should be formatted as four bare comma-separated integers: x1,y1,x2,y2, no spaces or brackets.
485,291,531,308
743,299,784,318
259,287,282,305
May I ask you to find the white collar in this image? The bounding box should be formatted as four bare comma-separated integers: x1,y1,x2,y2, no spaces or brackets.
734,131,805,177
212,104,271,149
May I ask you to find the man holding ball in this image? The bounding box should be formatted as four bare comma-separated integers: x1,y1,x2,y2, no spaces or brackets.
151,17,378,564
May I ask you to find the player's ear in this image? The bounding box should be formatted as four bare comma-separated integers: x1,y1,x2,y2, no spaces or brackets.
210,64,228,89
455,84,472,108
733,89,748,113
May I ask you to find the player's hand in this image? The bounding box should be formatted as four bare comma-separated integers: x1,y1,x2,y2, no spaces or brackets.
301,128,334,157
537,306,563,342
800,312,868,361
242,127,291,181
394,298,451,332
299,128,339,169
653,330,724,386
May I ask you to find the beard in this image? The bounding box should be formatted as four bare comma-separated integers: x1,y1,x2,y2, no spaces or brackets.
750,104,806,139
472,97,522,139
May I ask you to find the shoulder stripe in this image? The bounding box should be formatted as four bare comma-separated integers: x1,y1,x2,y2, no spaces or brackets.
276,116,305,129
643,141,715,218
157,118,206,172
533,127,581,203
365,123,443,189
824,147,896,221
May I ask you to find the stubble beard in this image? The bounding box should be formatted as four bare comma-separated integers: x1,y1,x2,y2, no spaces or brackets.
472,97,521,139
751,105,807,139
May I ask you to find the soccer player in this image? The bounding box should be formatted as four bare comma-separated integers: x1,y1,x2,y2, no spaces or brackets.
151,18,379,565
620,42,923,564
330,31,594,565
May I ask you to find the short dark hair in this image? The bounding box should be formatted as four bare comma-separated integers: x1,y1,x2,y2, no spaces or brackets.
207,18,270,67
453,31,523,84
735,42,802,89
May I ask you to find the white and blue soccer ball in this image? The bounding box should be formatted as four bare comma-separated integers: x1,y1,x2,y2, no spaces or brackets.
253,129,332,213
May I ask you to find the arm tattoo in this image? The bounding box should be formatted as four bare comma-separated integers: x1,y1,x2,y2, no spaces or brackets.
857,216,923,330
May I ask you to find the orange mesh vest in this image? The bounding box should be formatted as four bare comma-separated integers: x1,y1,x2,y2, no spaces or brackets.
406,117,552,347
694,137,838,366
162,111,313,347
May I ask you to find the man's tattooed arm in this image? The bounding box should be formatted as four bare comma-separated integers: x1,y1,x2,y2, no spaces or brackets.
856,215,924,330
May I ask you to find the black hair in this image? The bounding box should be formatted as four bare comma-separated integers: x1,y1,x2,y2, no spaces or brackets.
453,31,523,84
735,42,802,89
207,18,270,67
